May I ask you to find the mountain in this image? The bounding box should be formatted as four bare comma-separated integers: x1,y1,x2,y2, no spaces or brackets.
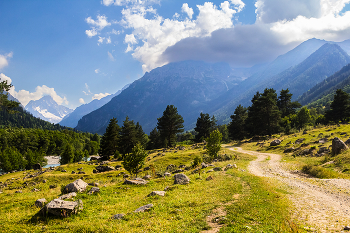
25,96,73,124
59,84,130,128
75,60,241,134
298,63,350,107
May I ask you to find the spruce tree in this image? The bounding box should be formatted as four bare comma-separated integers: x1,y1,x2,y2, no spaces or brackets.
157,105,184,147
228,104,248,140
325,89,350,123
60,144,75,164
0,80,20,113
277,89,301,118
194,113,216,142
147,127,162,149
99,117,120,160
118,116,138,157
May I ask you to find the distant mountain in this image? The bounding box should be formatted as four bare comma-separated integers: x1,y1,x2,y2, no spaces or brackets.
59,84,130,128
298,63,350,107
75,60,241,134
25,96,73,124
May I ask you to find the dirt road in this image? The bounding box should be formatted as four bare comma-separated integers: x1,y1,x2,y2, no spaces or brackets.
228,147,350,232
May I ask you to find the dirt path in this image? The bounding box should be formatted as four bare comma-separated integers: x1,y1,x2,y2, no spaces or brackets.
229,147,350,232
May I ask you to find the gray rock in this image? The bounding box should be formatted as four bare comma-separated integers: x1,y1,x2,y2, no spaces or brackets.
345,138,350,145
15,190,22,193
224,164,236,170
78,171,86,174
95,165,115,173
206,176,213,181
71,171,76,174
61,170,67,172
270,139,281,146
284,147,294,153
59,192,77,200
173,169,184,173
134,204,153,213
88,187,100,195
142,175,152,180
318,147,330,154
174,173,190,185
166,164,176,171
112,214,125,220
49,185,56,189
88,182,99,187
201,162,208,169
213,167,223,171
32,188,40,192
41,199,83,217
64,179,88,193
207,169,214,173
123,179,148,185
332,137,348,155
295,138,305,144
123,174,130,178
164,172,171,177
35,198,47,208
143,166,150,171
319,138,328,144
147,191,165,197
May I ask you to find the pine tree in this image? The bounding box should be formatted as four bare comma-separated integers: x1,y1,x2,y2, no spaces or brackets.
122,143,148,177
157,105,184,147
0,80,20,113
99,117,120,160
228,104,248,140
60,144,75,164
277,89,301,118
194,113,216,142
325,89,350,123
147,127,162,149
296,107,312,129
118,116,138,157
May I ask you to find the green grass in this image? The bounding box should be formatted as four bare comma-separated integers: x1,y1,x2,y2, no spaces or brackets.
0,145,301,232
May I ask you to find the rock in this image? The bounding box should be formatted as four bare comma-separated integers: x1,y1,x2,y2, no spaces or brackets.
319,138,328,144
318,147,330,154
78,171,86,174
332,137,348,155
42,180,47,183
174,173,190,185
88,187,100,195
134,204,153,213
142,175,152,180
213,167,222,171
35,198,47,208
164,172,171,177
201,163,208,169
95,165,115,173
224,164,236,170
143,166,150,171
61,170,67,172
49,185,56,189
207,169,214,173
123,174,130,178
344,226,350,231
164,186,176,191
71,171,76,174
166,164,176,171
15,190,22,193
206,176,213,181
303,130,307,135
178,165,186,169
345,138,350,145
32,163,42,170
123,178,148,185
191,168,200,174
295,138,305,144
270,139,281,146
284,147,294,153
89,156,100,160
59,192,77,200
88,182,99,187
93,170,98,174
100,161,110,165
173,169,184,173
147,191,165,197
32,188,40,192
41,199,83,217
64,179,88,193
112,214,125,220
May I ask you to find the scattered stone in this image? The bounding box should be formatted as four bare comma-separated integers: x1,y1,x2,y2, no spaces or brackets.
303,130,307,135
78,171,86,174
64,179,88,193
174,173,190,185
61,170,67,172
95,165,115,173
332,137,348,155
166,164,176,171
295,138,305,144
178,165,186,169
147,191,165,197
42,180,47,183
143,166,150,171
89,156,100,160
49,185,56,189
206,176,213,181
35,198,47,208
71,171,76,174
112,214,125,220
88,182,99,187
123,174,130,178
77,167,83,171
41,199,83,217
173,169,184,173
270,139,281,146
201,163,208,169
93,170,98,174
15,190,22,193
319,138,328,144
32,188,40,192
134,204,153,213
284,147,294,153
59,192,77,200
224,164,237,170
207,169,214,173
192,168,200,174
124,178,148,185
143,175,152,180
88,187,100,195
164,172,171,177
213,167,223,171
100,161,110,165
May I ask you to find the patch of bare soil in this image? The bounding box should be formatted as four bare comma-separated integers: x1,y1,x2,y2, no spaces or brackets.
230,147,350,232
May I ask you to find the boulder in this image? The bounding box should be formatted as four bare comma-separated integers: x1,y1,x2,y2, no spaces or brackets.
112,214,125,220
213,167,223,171
49,185,56,189
295,138,305,144
123,178,148,185
88,187,100,195
332,137,348,155
15,190,22,193
270,139,281,146
174,173,190,185
41,199,83,217
318,147,330,154
201,163,208,169
35,198,47,208
71,171,76,174
89,156,100,160
206,169,214,173
164,172,171,177
142,175,152,180
345,138,350,145
78,171,86,174
318,138,328,144
284,147,294,153
134,204,153,213
224,164,237,170
143,166,150,171
88,182,99,187
147,191,165,197
64,179,88,193
95,165,115,173
59,192,77,200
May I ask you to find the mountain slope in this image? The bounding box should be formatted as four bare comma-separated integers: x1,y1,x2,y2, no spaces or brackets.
59,84,129,128
25,96,73,124
75,60,240,134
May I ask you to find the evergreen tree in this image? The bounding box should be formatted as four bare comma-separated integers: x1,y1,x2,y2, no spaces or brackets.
296,107,312,129
0,80,20,113
277,89,301,118
157,105,184,147
228,104,248,140
122,143,148,177
218,124,230,143
206,129,222,161
135,122,148,148
118,116,138,157
60,144,75,164
147,127,162,149
325,89,350,123
194,113,216,142
99,117,120,160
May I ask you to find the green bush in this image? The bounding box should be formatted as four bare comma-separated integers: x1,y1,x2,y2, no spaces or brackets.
301,164,339,178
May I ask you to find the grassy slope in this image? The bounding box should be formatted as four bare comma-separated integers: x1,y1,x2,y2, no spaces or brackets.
0,146,300,232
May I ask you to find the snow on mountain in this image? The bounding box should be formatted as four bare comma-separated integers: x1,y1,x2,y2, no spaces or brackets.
25,96,73,124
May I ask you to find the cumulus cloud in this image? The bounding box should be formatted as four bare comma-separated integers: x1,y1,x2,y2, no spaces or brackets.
103,0,160,6
0,52,13,70
181,3,194,19
85,15,113,43
92,93,110,100
79,98,85,104
0,73,12,84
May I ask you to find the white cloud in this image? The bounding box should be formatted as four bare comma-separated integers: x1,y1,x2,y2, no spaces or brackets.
95,69,100,74
102,0,115,6
108,51,115,61
108,29,122,35
0,52,13,70
92,93,110,100
98,36,105,45
0,73,12,84
124,34,137,44
106,36,112,44
79,98,85,104
104,0,160,6
181,3,194,19
86,15,111,30
83,83,92,95
85,28,98,37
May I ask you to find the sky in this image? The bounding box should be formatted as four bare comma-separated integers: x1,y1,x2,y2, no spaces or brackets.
1,0,350,109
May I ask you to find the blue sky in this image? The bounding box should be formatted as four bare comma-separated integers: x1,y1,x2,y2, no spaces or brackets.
1,0,350,109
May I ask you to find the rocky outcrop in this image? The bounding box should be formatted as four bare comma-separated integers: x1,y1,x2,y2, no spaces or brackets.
147,191,165,197
95,166,115,173
134,204,153,213
41,199,83,217
123,178,148,185
88,187,100,195
332,137,348,155
270,139,281,146
35,198,47,208
64,179,88,193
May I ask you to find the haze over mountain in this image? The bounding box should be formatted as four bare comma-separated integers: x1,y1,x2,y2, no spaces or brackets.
59,84,130,128
25,95,73,124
